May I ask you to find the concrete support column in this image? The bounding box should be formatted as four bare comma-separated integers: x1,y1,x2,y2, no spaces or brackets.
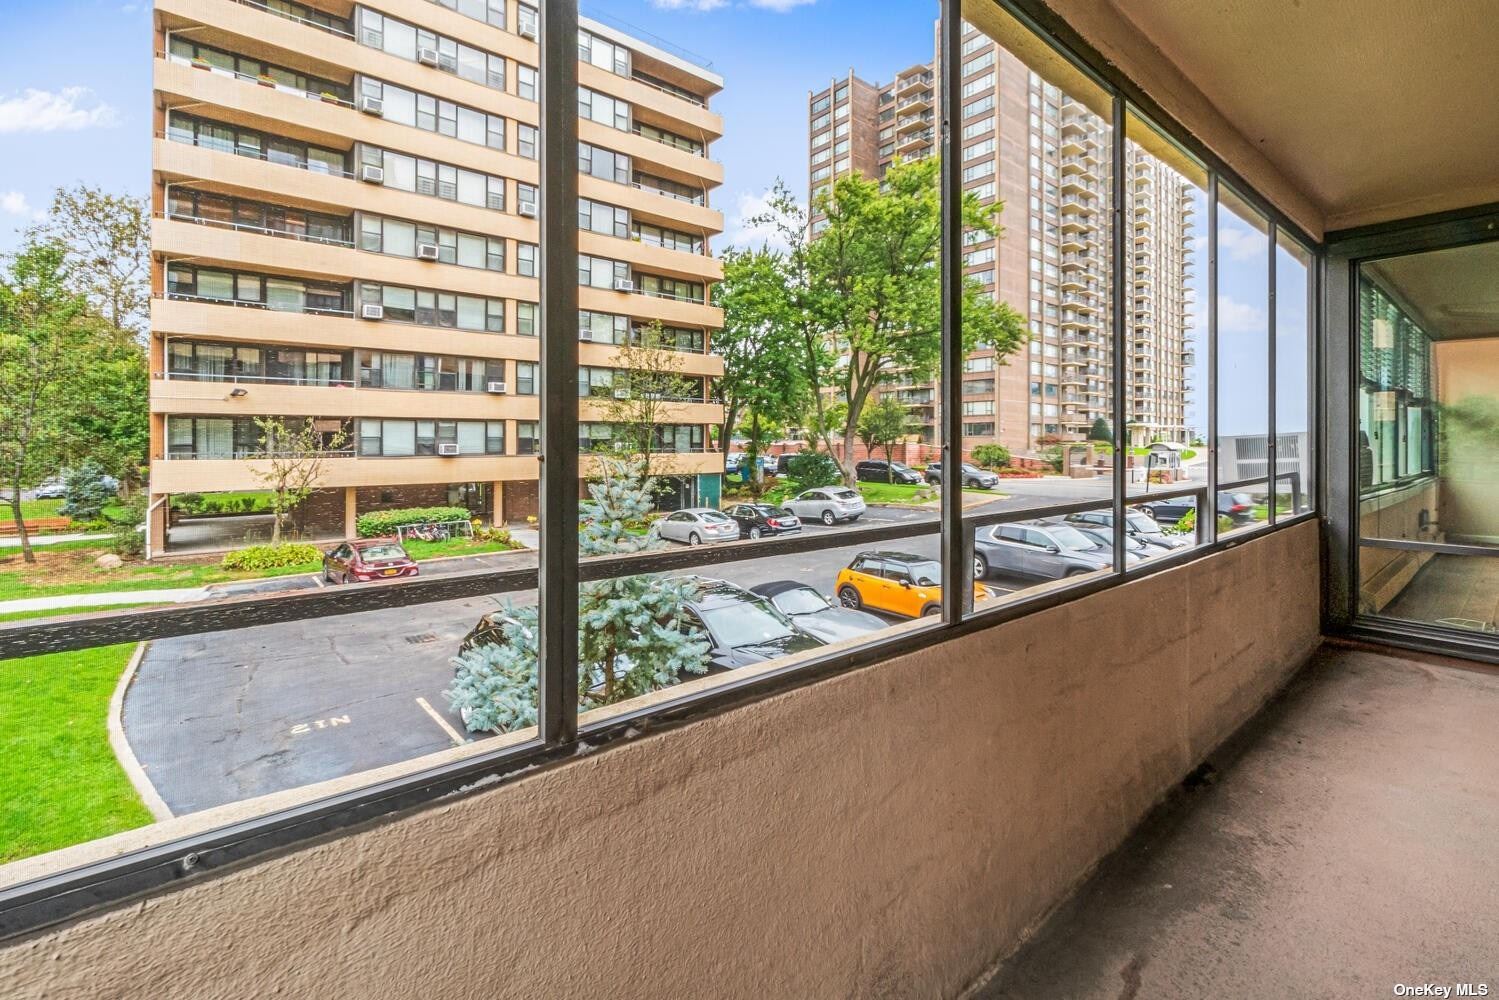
491,481,504,526
146,493,168,561
343,487,357,540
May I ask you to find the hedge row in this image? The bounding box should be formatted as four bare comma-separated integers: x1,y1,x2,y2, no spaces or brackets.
221,543,322,571
355,506,471,538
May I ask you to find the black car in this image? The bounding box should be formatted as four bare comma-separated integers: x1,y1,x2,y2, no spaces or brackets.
680,578,826,668
855,459,923,485
775,453,803,476
749,580,888,643
458,578,826,674
924,461,1001,489
723,502,802,539
1138,492,1256,528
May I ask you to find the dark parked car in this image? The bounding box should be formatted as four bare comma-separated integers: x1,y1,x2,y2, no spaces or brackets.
322,538,419,584
972,520,1114,580
1063,509,1190,551
855,459,923,485
775,453,803,476
459,578,826,673
749,580,888,643
680,578,827,668
724,503,802,539
923,461,1000,489
1138,492,1256,528
1046,519,1153,566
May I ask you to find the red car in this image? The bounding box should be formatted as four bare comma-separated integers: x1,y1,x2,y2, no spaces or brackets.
321,538,419,584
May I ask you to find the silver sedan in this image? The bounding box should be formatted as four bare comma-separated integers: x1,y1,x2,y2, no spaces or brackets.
654,508,742,546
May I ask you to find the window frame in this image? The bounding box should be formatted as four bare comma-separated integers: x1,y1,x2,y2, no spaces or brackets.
0,0,1324,940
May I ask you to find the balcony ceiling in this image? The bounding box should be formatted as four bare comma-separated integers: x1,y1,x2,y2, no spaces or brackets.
1101,0,1499,232
1367,240,1499,341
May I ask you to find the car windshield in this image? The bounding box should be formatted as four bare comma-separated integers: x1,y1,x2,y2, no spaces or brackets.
699,602,797,648
774,587,830,615
831,489,859,500
904,560,942,587
1126,512,1163,534
700,511,732,523
1048,525,1100,551
359,544,406,561
961,464,983,474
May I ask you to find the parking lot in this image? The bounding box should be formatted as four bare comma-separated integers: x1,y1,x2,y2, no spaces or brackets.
123,481,1201,816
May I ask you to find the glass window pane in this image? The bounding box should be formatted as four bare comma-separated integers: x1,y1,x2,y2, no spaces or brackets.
1215,184,1270,536
1274,234,1313,517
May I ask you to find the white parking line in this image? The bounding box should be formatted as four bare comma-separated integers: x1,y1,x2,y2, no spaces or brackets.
416,696,467,746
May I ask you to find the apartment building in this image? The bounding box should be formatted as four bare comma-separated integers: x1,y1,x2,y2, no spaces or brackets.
148,0,725,553
807,23,1191,454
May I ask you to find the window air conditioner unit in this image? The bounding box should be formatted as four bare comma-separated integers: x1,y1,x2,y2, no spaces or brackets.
518,23,537,40
417,47,440,67
579,329,593,342
612,385,629,400
416,242,441,261
358,95,384,117
486,381,508,394
518,202,537,218
613,278,635,293
359,164,385,184
360,303,385,320
437,442,461,456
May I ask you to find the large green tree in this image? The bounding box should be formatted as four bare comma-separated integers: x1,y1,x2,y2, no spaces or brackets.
750,162,1028,484
713,245,809,485
0,240,109,562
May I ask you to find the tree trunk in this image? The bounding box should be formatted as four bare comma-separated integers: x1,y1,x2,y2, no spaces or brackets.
10,491,34,564
839,426,859,487
270,501,283,545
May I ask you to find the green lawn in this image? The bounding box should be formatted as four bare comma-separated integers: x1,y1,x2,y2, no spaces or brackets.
0,643,153,863
5,498,64,522
170,490,274,515
857,481,934,504
399,536,524,561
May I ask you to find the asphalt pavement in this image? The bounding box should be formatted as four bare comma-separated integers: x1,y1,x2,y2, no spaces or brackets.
125,489,1123,816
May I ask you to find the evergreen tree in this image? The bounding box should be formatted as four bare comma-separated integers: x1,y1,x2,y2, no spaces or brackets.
447,459,709,733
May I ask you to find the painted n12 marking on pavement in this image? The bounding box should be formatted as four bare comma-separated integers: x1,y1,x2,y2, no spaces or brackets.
290,716,351,735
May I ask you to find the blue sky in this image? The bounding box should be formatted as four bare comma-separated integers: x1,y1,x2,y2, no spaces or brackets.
0,0,1302,437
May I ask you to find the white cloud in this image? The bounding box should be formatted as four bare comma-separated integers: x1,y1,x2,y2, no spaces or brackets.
0,87,119,134
721,190,792,253
1217,295,1266,335
748,0,815,9
0,191,46,222
1217,223,1265,262
649,0,728,10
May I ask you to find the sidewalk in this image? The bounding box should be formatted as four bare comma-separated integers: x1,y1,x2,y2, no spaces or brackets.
0,532,111,548
0,588,209,615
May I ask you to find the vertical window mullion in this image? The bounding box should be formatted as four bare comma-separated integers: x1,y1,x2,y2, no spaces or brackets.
939,0,967,621
1110,95,1127,572
538,0,580,746
1206,173,1220,547
1267,220,1278,524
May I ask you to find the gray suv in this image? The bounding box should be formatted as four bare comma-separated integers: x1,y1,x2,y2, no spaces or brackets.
972,519,1113,580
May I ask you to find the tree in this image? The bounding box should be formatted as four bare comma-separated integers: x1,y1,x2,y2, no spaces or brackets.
753,164,1028,485
856,396,912,481
600,321,699,482
59,459,114,522
248,417,349,544
714,246,808,488
65,335,148,495
971,443,1011,470
1087,417,1114,446
0,239,104,563
28,185,150,335
446,460,710,732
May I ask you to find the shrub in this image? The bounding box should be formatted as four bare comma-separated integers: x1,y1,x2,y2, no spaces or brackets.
971,444,1011,470
175,493,203,510
221,542,322,571
108,497,147,558
59,460,115,522
786,452,841,490
355,506,471,537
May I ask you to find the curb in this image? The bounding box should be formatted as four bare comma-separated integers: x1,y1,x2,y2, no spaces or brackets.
108,642,174,823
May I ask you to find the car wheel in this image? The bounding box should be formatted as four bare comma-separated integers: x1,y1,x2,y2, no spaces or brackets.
973,555,988,579
323,568,334,584
748,527,762,539
921,603,942,617
688,532,702,546
821,510,836,526
1065,568,1089,578
837,585,862,609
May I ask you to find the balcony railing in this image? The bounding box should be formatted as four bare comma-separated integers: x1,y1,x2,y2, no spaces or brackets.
162,291,354,318
158,370,356,388
164,447,357,461
161,52,355,109
159,129,355,180
231,0,354,37
160,211,354,249
629,181,706,206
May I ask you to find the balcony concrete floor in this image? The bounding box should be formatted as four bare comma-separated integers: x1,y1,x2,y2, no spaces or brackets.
974,645,1499,999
